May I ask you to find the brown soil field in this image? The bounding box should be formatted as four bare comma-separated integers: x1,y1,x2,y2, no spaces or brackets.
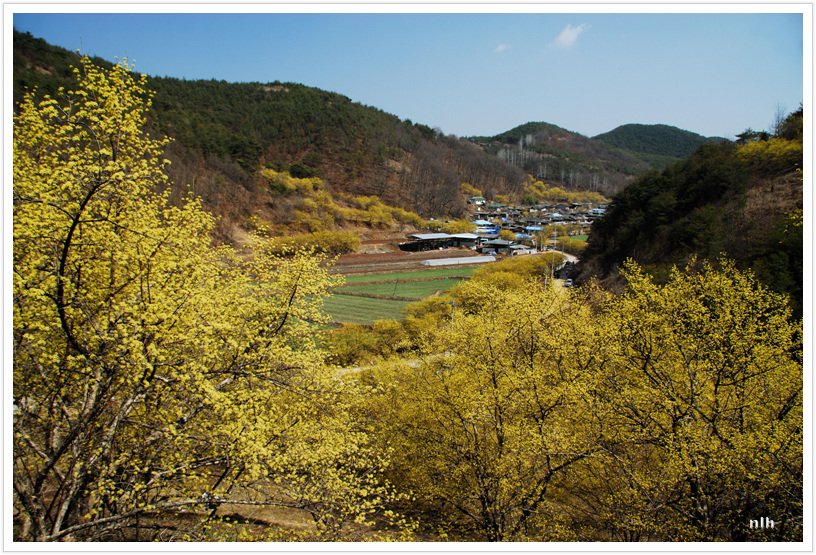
329,248,483,276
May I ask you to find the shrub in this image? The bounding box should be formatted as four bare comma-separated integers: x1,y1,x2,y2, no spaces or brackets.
267,230,361,255
444,219,476,234
460,182,483,197
735,137,802,176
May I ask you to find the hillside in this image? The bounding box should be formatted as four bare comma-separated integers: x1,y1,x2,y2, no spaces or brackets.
578,108,804,317
593,123,724,168
468,121,727,197
12,30,526,243
14,29,729,245
146,75,528,213
468,122,655,197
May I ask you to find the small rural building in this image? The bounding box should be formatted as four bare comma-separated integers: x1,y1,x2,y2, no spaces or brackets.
420,255,496,267
475,227,500,235
468,196,487,205
509,245,535,256
399,233,452,251
399,233,481,252
478,239,514,255
450,233,480,248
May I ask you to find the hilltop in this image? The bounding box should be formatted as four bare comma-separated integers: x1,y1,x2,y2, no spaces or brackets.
593,123,725,167
467,120,723,197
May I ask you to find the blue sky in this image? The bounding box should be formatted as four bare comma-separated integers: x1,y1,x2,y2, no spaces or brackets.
10,7,808,140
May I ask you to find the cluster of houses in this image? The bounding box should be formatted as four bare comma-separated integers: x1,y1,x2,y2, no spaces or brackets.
468,197,607,230
399,199,606,256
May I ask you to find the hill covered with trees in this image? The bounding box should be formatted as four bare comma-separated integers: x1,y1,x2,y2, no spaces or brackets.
466,120,723,197
13,29,526,242
468,121,650,195
593,123,724,168
17,29,720,244
579,106,803,317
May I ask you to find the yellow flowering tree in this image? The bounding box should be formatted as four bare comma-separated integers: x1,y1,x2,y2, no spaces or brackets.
369,261,802,541
13,58,398,541
575,260,803,541
374,280,605,541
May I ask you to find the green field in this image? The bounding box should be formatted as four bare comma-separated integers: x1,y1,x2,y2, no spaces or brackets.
322,295,414,325
339,267,476,285
338,278,466,299
324,266,474,324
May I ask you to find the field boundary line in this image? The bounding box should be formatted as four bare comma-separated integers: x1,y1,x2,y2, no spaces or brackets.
333,291,423,302
340,276,470,286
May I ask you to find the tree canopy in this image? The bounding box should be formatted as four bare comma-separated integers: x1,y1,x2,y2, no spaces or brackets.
13,57,402,542
367,261,802,541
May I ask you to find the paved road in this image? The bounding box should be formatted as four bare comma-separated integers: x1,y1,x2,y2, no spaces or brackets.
559,250,579,264
531,249,578,265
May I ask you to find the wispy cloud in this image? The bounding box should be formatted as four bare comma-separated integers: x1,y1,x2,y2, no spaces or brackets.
554,23,588,49
494,44,511,53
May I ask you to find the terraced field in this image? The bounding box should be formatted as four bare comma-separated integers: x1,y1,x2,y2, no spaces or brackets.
345,268,471,283
321,295,414,325
324,267,476,325
339,280,456,299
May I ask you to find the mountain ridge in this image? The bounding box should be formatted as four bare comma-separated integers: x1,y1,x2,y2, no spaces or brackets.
14,29,746,250
466,120,726,193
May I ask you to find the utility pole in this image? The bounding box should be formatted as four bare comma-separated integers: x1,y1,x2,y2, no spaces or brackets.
445,290,459,321
551,227,556,285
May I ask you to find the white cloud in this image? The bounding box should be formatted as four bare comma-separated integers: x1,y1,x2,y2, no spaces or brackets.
494,44,510,53
554,23,588,49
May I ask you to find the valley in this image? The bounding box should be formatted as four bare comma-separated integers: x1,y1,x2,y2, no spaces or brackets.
11,31,804,544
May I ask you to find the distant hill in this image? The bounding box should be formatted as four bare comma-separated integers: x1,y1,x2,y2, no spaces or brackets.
468,122,653,196
470,121,568,145
468,121,730,197
593,123,725,168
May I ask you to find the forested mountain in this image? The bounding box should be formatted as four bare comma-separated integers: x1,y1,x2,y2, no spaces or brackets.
593,123,724,168
468,122,650,195
468,122,726,196
147,75,527,213
579,107,804,316
13,29,525,241
16,29,726,244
